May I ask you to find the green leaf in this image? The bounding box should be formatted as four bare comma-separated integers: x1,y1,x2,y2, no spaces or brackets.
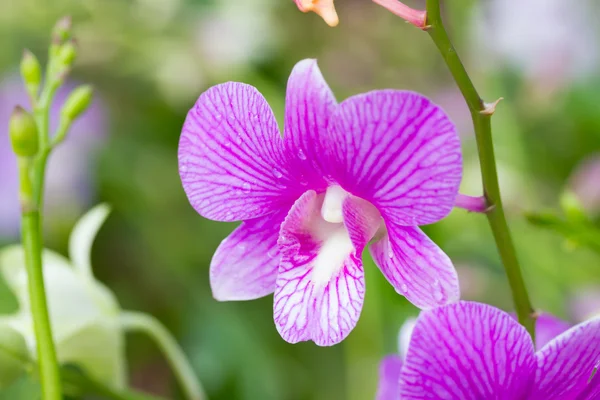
526,212,600,255
0,373,41,400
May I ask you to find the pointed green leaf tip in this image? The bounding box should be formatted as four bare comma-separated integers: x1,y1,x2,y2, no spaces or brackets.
69,203,111,279
62,85,93,121
9,106,38,157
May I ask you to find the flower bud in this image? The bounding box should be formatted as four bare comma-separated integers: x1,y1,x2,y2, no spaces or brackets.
20,50,42,98
58,40,77,68
52,16,72,43
61,85,93,121
9,107,39,157
0,323,29,388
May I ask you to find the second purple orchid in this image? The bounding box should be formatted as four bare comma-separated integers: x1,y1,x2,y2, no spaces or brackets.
377,302,600,399
178,59,463,345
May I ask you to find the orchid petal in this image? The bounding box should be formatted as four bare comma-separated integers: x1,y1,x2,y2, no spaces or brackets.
58,319,127,389
284,59,337,192
342,195,383,250
534,313,571,349
578,361,599,400
370,227,459,309
273,191,366,346
532,317,600,399
69,203,111,279
179,82,293,222
328,90,462,226
294,0,339,27
0,245,119,342
210,211,286,301
376,355,403,400
399,301,536,399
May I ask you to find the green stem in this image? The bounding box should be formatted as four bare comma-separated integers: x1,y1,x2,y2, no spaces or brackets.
20,68,63,400
119,312,205,400
424,0,536,338
20,210,62,399
50,118,72,148
33,78,60,207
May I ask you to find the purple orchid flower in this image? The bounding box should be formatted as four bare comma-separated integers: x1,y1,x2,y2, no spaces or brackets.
178,59,463,345
377,301,600,399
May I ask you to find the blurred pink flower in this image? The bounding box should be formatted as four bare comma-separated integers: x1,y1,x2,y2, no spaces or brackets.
568,154,600,216
0,76,107,237
474,0,599,92
570,286,600,322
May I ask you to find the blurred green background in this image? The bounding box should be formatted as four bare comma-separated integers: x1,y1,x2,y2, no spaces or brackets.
1,0,600,399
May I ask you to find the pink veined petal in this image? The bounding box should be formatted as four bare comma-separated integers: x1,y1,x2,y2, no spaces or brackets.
273,190,371,346
179,82,293,222
376,355,403,400
534,313,571,350
328,90,462,226
370,226,459,309
577,360,599,400
210,211,287,301
342,195,383,250
532,317,600,399
283,59,337,193
399,301,536,399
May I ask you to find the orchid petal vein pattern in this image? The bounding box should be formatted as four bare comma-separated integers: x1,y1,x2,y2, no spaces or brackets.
179,59,463,345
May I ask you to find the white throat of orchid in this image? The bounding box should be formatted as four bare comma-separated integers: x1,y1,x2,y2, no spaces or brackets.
306,186,381,289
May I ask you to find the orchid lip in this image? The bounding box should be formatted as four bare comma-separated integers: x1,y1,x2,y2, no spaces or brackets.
310,224,354,289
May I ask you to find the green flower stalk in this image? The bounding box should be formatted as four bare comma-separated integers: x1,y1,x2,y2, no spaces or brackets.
423,0,536,338
8,16,86,400
373,0,536,338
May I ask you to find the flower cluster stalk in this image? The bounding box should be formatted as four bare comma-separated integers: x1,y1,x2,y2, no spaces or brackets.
17,113,63,398
424,0,536,338
13,17,84,399
18,168,62,400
